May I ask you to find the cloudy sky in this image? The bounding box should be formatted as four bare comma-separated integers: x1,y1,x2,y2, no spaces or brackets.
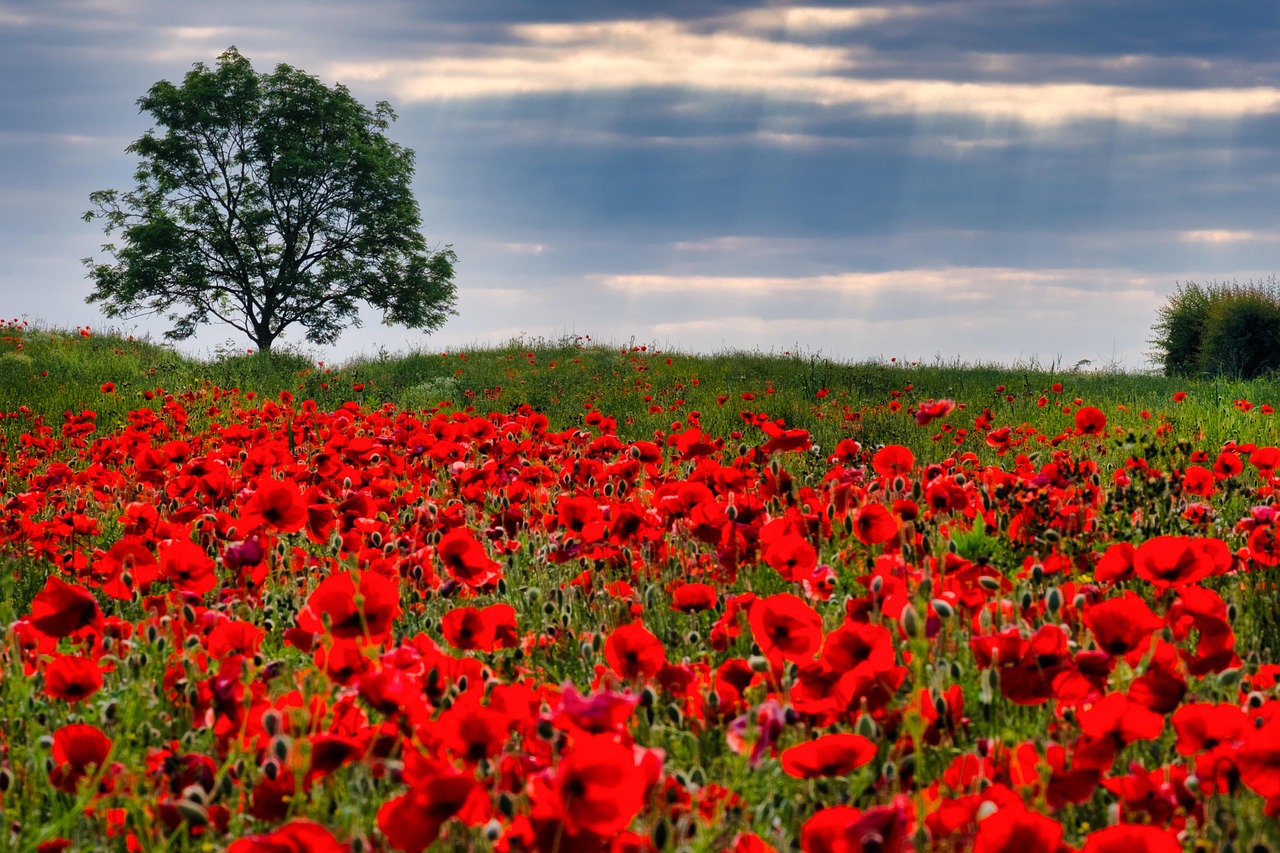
4,0,1280,368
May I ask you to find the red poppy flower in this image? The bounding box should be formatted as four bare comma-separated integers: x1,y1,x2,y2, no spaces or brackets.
49,723,113,793
1213,450,1244,478
297,570,401,643
240,477,308,533
44,655,104,703
1171,702,1246,756
973,802,1064,853
1251,445,1280,474
761,422,812,454
1094,542,1135,583
872,445,914,478
1083,592,1162,658
94,539,159,600
914,399,955,426
1133,535,1231,589
435,528,503,588
377,770,491,853
1236,715,1280,799
435,694,511,763
671,582,718,614
1075,406,1106,435
605,621,667,681
1080,824,1181,853
441,603,517,652
750,594,823,664
780,733,877,778
536,735,650,837
1078,692,1164,746
158,538,218,596
226,820,347,853
763,532,818,581
800,799,911,853
853,503,898,545
29,576,103,639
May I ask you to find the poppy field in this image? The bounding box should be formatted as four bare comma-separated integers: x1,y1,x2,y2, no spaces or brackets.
3,324,1280,852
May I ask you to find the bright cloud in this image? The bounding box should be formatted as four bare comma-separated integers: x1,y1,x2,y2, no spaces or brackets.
1178,229,1278,244
595,267,1161,298
330,11,1280,127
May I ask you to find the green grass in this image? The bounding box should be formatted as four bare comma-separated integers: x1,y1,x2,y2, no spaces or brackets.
4,323,1279,460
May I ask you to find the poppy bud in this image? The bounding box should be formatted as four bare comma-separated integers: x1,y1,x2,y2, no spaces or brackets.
1216,668,1243,689
975,800,999,821
901,603,921,638
855,713,879,740
498,791,515,819
180,784,208,807
651,818,670,850
262,709,282,736
1030,563,1044,582
930,599,953,619
749,655,770,673
870,576,884,595
881,760,897,780
1073,593,1086,611
0,768,11,793
1045,587,1063,615
1019,591,1033,610
174,799,209,827
978,576,1001,592
536,719,555,741
1044,529,1061,544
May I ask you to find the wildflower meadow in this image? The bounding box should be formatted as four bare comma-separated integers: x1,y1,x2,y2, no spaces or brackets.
3,321,1280,852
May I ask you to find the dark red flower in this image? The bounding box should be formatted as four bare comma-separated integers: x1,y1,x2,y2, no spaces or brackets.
671,582,718,614
435,528,502,588
853,503,898,545
1083,591,1162,658
30,576,103,639
158,538,218,596
1132,535,1231,589
44,654,103,703
529,735,652,837
750,594,823,664
1080,824,1180,853
872,445,914,478
377,770,490,852
973,802,1064,853
240,477,308,533
49,723,113,793
297,570,401,643
1237,715,1280,799
226,820,347,853
1074,406,1106,435
441,603,517,652
605,621,667,681
780,733,877,778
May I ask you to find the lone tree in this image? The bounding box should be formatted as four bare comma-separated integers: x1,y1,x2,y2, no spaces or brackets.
84,47,456,353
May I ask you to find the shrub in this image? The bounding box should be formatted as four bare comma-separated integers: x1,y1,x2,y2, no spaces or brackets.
1150,276,1280,378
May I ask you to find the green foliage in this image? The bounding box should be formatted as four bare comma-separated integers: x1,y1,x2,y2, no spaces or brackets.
83,47,456,353
1151,277,1280,378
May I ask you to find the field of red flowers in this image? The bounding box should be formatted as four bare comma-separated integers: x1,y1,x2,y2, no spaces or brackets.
3,335,1280,851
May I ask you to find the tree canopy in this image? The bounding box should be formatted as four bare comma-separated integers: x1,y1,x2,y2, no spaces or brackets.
84,47,456,353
